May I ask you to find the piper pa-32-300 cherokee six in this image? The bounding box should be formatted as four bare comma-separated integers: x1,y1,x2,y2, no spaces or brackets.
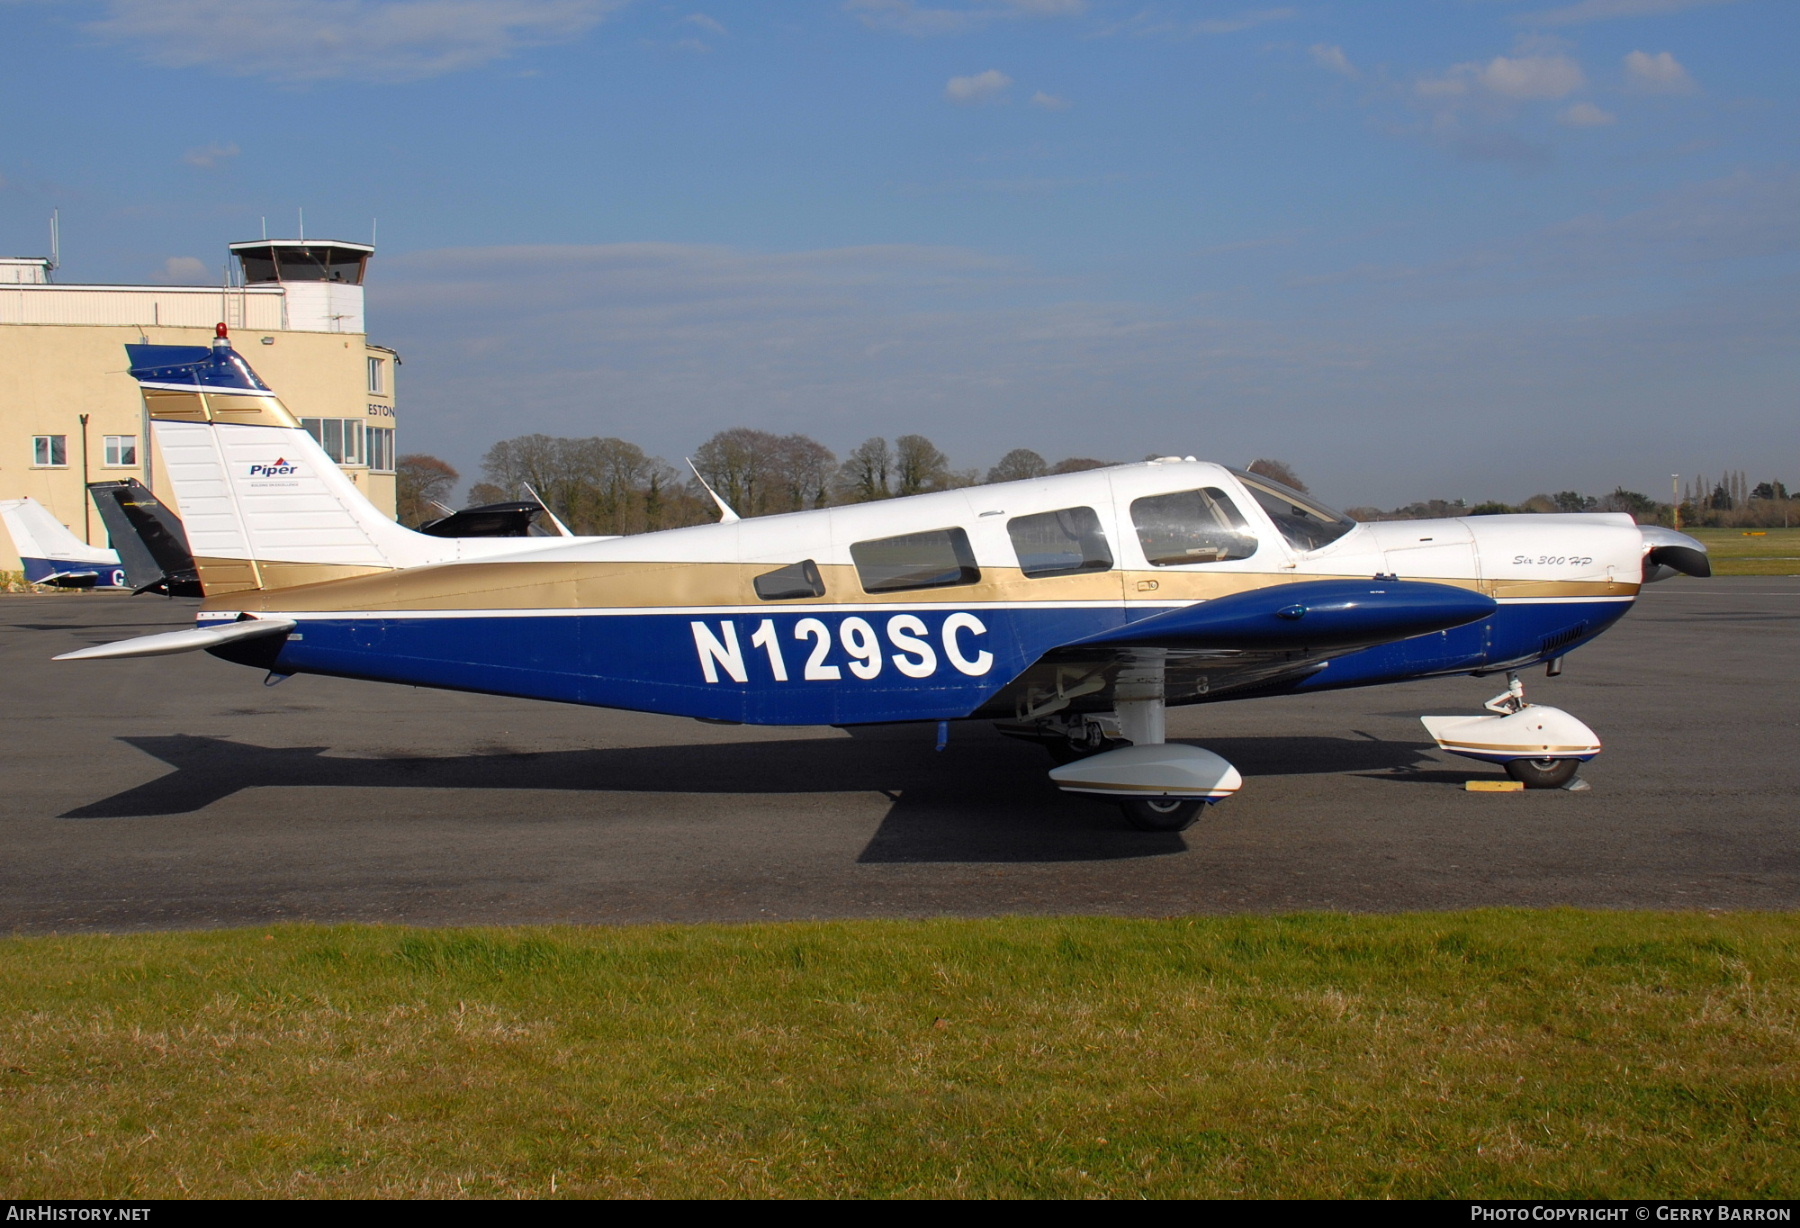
55,326,1711,831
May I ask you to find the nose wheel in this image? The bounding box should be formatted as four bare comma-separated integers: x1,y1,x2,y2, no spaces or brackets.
1119,796,1204,832
1504,757,1581,789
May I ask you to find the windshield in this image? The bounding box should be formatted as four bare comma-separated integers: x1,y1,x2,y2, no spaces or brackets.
1228,469,1356,553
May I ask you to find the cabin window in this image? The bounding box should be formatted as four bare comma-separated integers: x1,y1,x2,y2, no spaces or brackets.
103,435,138,467
31,435,66,467
1007,506,1113,578
1229,469,1357,553
851,528,980,593
754,559,827,601
1131,488,1259,566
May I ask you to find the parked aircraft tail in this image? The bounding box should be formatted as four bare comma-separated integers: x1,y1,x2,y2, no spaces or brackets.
0,497,125,589
87,479,203,596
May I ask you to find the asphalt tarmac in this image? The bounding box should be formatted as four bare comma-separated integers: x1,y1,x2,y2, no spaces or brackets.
2,578,1795,933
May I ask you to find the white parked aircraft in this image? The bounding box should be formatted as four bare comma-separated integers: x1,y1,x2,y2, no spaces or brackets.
0,497,128,590
54,327,1711,830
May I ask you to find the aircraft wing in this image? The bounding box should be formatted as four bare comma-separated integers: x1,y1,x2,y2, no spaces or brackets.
984,578,1497,719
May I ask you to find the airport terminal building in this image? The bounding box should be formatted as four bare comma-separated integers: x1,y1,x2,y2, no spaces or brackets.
0,238,399,574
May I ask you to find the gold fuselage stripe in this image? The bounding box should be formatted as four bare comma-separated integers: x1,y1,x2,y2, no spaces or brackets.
200,557,1640,616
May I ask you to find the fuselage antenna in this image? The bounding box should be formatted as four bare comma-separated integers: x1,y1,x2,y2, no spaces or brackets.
686,459,741,523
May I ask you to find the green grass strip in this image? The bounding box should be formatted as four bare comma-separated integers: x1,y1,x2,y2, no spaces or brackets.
1682,528,1800,575
2,911,1796,1199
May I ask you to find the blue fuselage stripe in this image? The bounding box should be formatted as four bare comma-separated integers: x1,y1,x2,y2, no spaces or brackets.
239,598,1634,725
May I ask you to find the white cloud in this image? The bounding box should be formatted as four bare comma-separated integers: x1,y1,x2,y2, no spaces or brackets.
1522,0,1738,26
945,69,1011,104
846,0,1084,37
1560,101,1617,126
155,256,211,284
1479,53,1585,100
1188,7,1293,35
182,141,241,167
1029,90,1070,110
681,12,725,36
1309,43,1357,79
89,0,625,83
1418,52,1585,104
1624,49,1697,93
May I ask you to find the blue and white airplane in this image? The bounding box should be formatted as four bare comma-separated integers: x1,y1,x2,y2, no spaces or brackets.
0,497,129,590
56,327,1711,830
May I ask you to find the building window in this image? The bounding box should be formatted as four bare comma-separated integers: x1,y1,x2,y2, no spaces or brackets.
32,435,67,467
301,417,367,466
103,435,139,467
367,357,385,395
367,426,395,473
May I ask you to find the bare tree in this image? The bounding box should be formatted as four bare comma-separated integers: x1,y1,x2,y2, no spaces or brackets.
835,437,893,503
482,434,690,535
1050,456,1109,474
692,428,786,517
396,454,459,527
986,448,1048,484
894,434,950,496
1247,458,1308,492
769,434,837,512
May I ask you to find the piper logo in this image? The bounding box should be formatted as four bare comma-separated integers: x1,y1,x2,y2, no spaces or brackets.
249,458,299,477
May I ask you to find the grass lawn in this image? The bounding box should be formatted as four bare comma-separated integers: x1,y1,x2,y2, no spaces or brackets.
1682,528,1800,576
2,912,1796,1199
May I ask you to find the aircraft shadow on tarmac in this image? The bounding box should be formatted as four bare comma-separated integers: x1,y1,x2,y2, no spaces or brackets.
62,728,1445,864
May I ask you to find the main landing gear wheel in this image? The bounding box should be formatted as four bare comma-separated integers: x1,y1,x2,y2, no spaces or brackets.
1119,797,1204,832
1504,757,1581,789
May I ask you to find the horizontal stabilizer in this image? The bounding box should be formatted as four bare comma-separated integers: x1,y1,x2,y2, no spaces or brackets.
37,570,102,589
54,618,295,662
1069,578,1496,652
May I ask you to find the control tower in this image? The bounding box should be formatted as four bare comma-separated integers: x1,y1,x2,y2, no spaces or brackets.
229,238,375,333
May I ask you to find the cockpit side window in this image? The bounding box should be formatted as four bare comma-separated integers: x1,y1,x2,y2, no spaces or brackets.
1130,488,1259,566
1228,469,1356,553
1007,506,1113,578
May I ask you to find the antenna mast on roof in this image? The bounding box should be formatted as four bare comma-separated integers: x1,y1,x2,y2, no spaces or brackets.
298,207,304,242
48,209,59,275
261,216,267,240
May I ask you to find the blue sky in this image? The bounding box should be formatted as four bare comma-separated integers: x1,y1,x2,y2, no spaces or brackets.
1,0,1794,507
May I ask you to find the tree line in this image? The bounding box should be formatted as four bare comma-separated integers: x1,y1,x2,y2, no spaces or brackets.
395,434,1798,535
396,430,1112,535
1350,474,1798,529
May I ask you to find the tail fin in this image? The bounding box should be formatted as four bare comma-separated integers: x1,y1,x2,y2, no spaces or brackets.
87,479,203,596
128,330,468,595
0,497,125,588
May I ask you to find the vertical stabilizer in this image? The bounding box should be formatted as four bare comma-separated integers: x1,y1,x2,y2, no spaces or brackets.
127,331,462,594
